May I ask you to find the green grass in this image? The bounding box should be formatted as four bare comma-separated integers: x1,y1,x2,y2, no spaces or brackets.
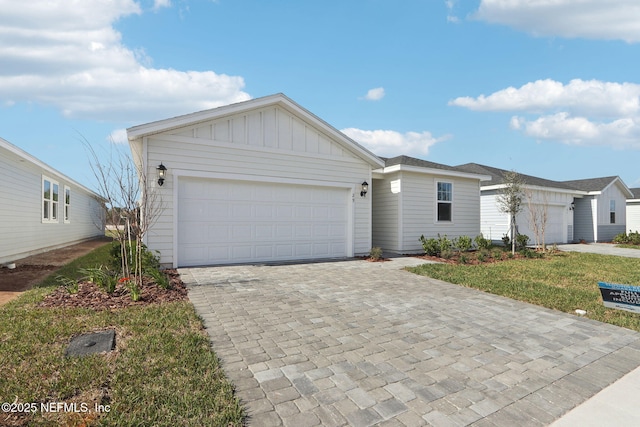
615,244,640,250
409,251,640,332
1,247,244,426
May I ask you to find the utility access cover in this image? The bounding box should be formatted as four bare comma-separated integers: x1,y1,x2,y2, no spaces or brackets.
65,330,115,357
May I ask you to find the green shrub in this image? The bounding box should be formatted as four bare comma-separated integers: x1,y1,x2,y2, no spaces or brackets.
79,266,118,294
501,234,511,247
148,268,170,289
474,234,491,250
437,234,452,254
458,254,469,264
420,235,440,256
476,251,487,263
441,249,454,260
369,247,383,261
56,275,78,294
516,234,530,250
492,248,503,260
456,235,473,253
614,231,640,245
613,232,628,244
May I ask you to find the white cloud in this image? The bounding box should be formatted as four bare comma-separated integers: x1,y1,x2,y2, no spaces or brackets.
475,0,640,43
108,128,129,144
341,128,450,157
452,78,640,149
153,0,171,11
0,0,250,123
450,79,640,117
362,87,385,101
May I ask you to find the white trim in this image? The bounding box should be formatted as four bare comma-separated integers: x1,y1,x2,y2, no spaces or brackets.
171,169,357,268
482,183,586,196
376,164,490,181
435,180,454,224
63,185,71,223
42,175,60,224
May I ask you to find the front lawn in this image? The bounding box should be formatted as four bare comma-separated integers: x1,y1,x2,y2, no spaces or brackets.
0,245,244,427
409,251,640,332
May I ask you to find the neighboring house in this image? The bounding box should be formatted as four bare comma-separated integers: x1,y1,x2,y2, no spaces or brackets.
0,137,106,265
455,163,582,245
127,94,384,268
371,156,490,254
564,177,634,242
627,188,640,234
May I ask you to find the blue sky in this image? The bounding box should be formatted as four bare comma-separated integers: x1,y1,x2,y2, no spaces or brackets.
1,0,640,191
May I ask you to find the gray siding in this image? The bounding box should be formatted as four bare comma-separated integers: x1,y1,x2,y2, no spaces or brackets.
573,196,595,242
598,225,626,242
0,145,105,264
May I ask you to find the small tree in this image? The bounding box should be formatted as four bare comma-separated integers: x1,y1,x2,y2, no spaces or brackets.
496,170,524,254
525,189,549,251
83,136,163,288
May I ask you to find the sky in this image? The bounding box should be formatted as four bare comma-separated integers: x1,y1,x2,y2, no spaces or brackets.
1,0,640,192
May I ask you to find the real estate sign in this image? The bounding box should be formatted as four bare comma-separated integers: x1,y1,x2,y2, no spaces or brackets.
598,282,640,314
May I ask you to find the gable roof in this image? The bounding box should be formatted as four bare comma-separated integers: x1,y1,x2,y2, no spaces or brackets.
560,176,632,194
377,155,491,180
455,163,579,192
630,188,640,200
127,93,384,168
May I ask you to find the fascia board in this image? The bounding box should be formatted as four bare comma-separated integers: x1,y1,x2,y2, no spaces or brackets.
381,164,491,181
482,183,587,197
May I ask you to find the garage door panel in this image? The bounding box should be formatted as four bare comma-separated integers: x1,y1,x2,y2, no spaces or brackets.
178,178,350,266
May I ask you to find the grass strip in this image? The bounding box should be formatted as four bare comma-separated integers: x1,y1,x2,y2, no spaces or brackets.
409,251,640,332
1,247,244,426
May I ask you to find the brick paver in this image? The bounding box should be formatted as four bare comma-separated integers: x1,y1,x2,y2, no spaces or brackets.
181,257,640,426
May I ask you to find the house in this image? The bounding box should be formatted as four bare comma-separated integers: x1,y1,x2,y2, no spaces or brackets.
627,188,640,234
127,94,384,268
455,163,582,245
0,137,106,265
563,177,634,242
371,156,490,254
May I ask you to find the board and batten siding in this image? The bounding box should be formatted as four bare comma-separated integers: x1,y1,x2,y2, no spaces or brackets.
596,182,627,241
139,104,373,266
573,196,596,242
0,144,105,265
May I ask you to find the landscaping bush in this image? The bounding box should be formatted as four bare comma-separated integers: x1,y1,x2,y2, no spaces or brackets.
420,235,439,256
474,234,491,250
501,234,511,247
456,235,473,253
369,246,383,261
516,233,530,250
613,231,640,245
110,241,161,274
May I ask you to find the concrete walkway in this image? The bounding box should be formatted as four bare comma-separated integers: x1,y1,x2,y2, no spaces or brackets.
182,256,640,426
556,243,640,258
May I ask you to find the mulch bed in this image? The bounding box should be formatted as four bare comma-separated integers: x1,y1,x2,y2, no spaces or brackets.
39,270,188,310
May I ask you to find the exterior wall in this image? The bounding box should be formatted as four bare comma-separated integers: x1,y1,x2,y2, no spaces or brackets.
140,104,373,266
573,196,596,242
0,145,105,264
372,175,400,252
627,201,640,233
596,183,628,241
481,188,575,244
399,172,481,253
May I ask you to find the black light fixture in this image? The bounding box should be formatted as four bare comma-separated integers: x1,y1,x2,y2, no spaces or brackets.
360,181,369,197
570,202,575,211
157,163,167,186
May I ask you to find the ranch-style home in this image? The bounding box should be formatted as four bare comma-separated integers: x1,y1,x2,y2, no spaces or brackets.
0,137,106,265
455,163,633,244
627,188,640,234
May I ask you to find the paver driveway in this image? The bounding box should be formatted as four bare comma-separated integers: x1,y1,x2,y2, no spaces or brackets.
181,257,640,427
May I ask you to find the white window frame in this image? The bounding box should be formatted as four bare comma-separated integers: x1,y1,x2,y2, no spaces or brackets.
64,185,71,223
436,181,453,223
42,176,60,223
610,199,616,224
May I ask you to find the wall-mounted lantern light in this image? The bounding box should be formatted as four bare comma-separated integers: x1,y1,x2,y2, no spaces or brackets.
157,163,167,186
360,181,369,197
570,202,575,211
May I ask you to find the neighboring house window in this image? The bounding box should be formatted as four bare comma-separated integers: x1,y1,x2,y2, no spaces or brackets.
437,181,453,222
42,176,59,222
64,186,71,223
610,200,616,224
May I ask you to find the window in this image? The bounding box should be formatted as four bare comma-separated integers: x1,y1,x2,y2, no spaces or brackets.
437,182,452,222
610,200,616,224
64,186,70,222
42,176,59,222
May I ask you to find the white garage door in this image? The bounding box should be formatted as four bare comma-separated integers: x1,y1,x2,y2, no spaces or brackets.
177,177,350,266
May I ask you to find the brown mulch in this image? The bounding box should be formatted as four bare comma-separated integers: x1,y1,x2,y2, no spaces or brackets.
39,270,188,310
413,251,542,265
